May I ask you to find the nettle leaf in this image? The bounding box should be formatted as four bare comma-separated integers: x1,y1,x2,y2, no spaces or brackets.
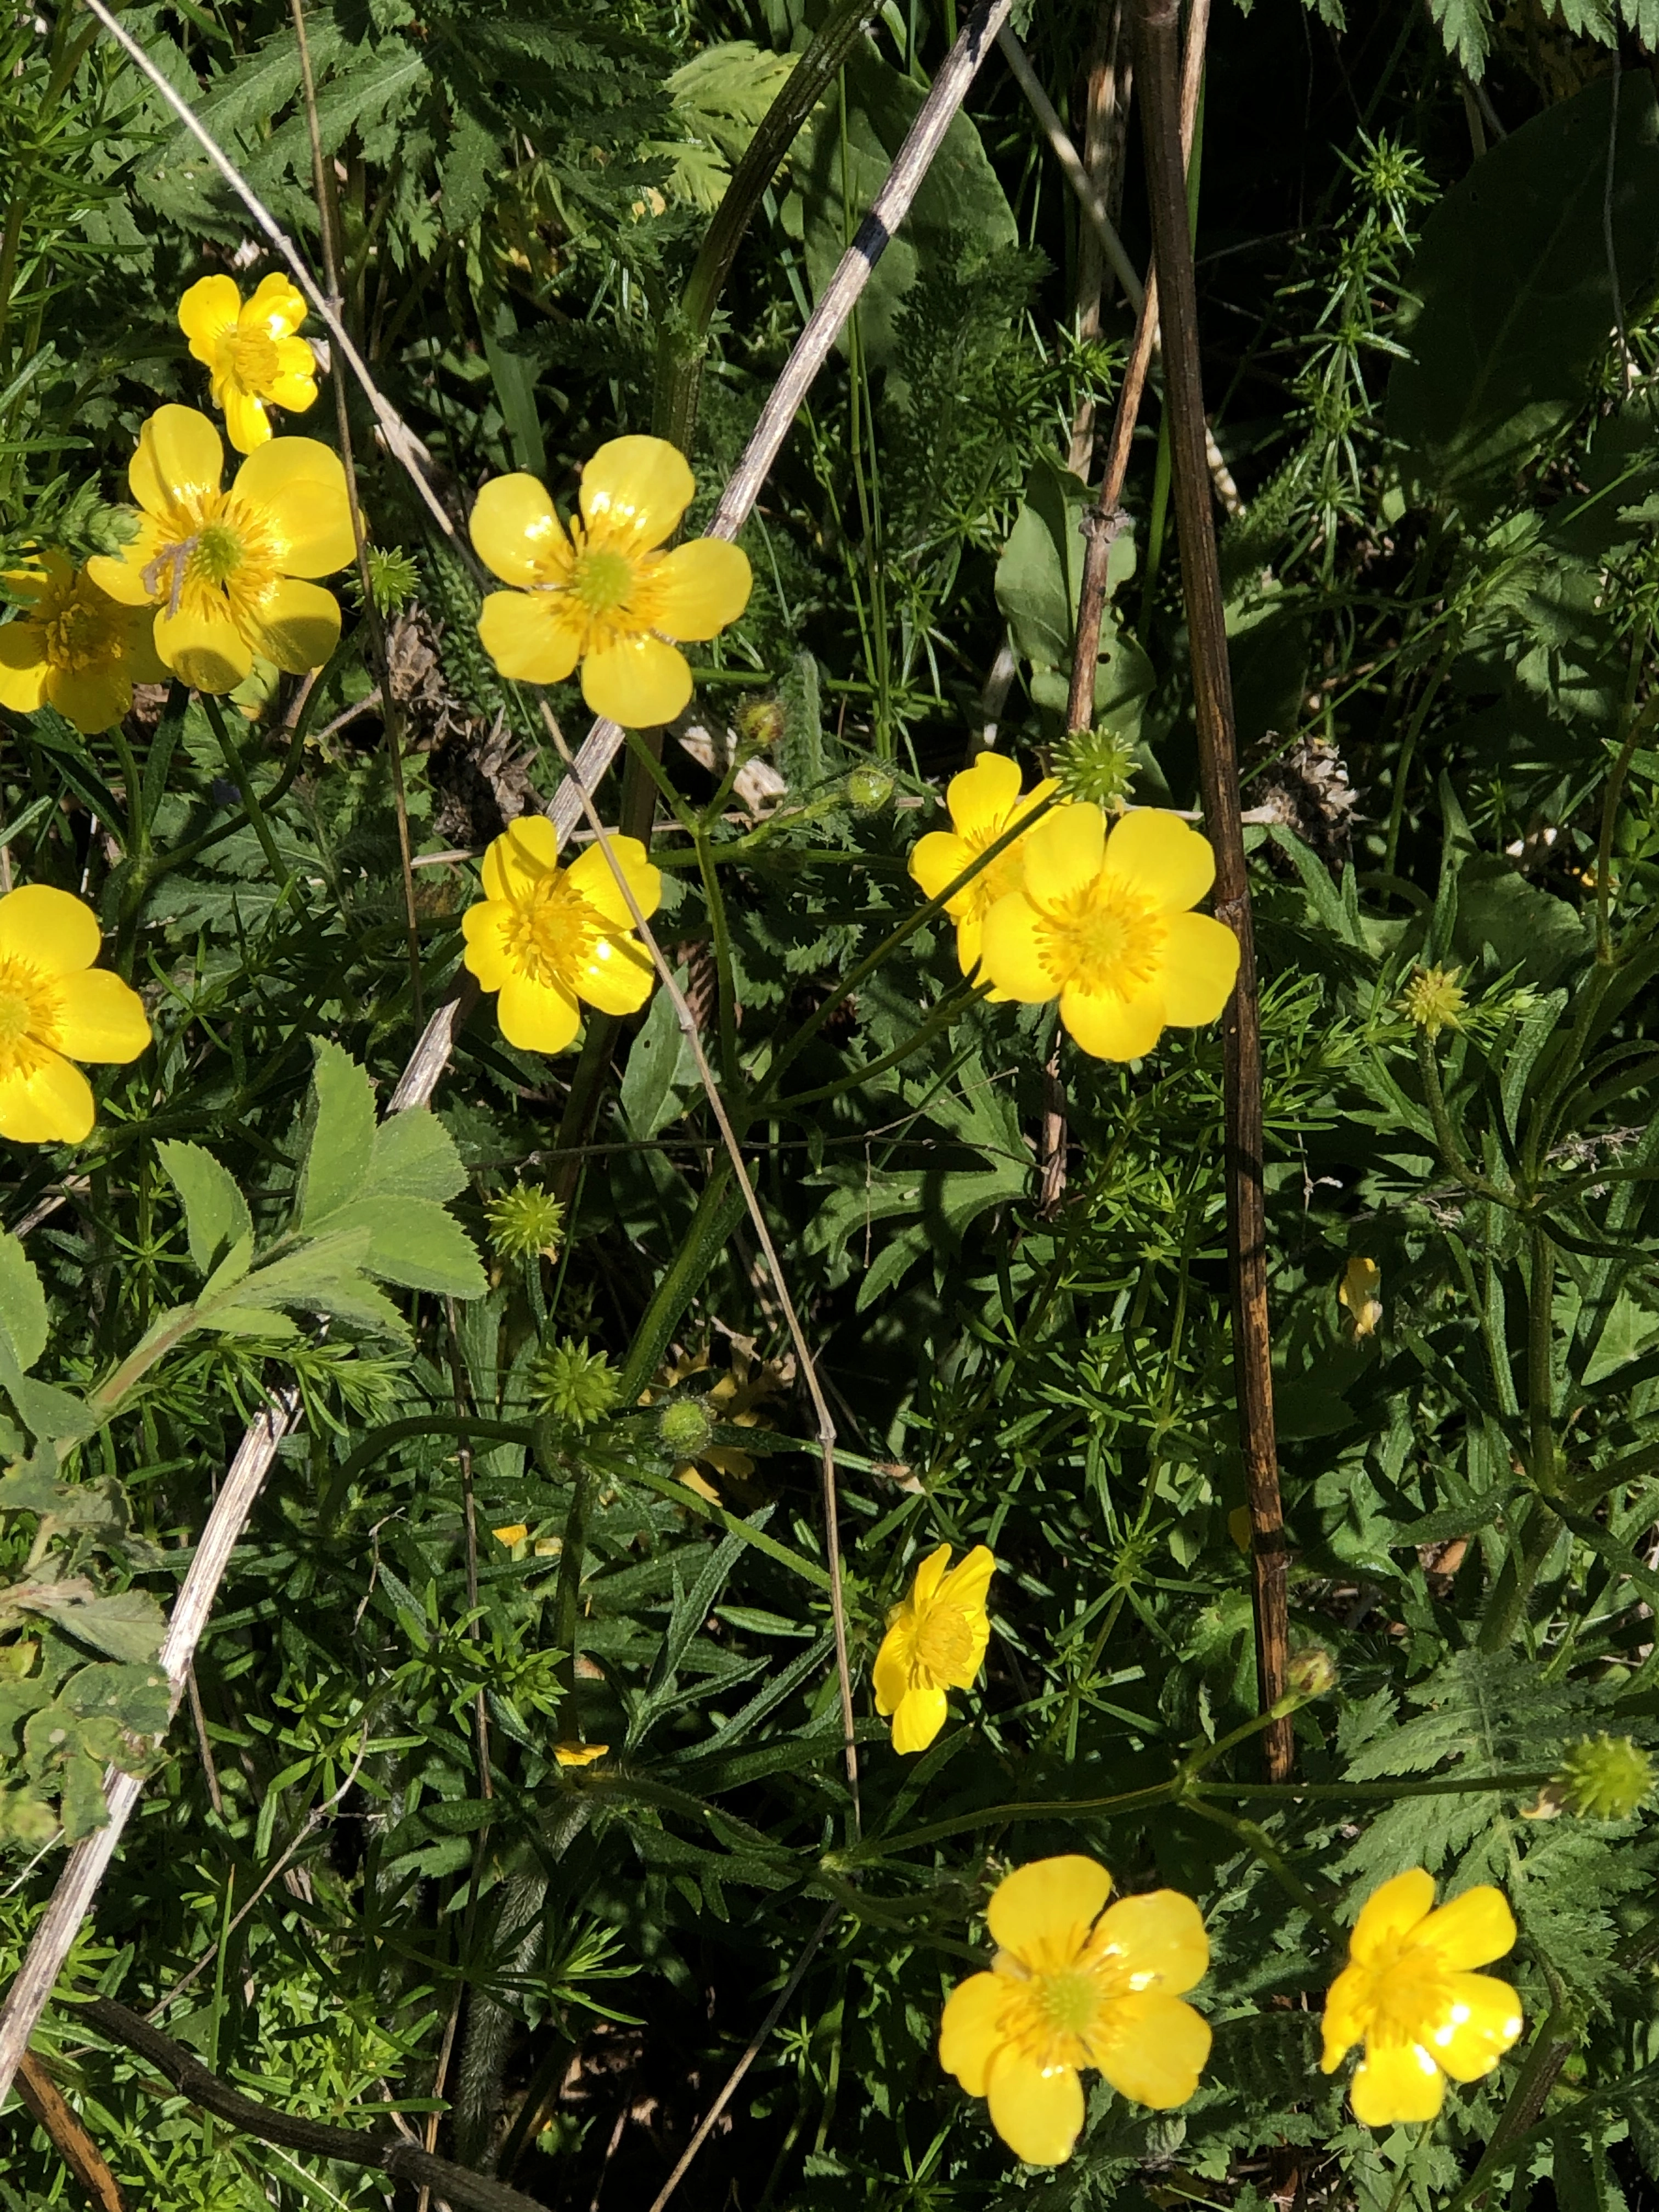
298,1041,377,1231
0,1235,47,1375
157,1139,253,1278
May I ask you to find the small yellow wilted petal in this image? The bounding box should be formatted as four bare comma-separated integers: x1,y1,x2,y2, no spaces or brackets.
492,1523,529,1548
554,1742,608,1769
1339,1256,1383,1338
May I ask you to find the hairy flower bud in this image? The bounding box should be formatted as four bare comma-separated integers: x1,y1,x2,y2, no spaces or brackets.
735,695,786,752
846,764,894,812
1285,1645,1339,1701
658,1396,715,1461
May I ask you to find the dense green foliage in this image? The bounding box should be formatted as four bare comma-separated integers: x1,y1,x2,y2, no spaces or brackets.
2,2,1659,2208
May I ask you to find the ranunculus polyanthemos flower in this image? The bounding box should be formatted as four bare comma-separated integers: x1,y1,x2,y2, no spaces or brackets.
462,815,662,1055
470,436,752,729
873,1543,994,1753
0,551,165,734
908,753,1056,994
0,885,151,1144
178,272,319,455
980,805,1240,1062
1322,1867,1523,2126
940,1855,1211,2166
87,405,353,696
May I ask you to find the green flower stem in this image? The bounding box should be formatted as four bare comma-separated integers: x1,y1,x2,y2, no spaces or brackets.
769,984,982,1111
1181,1797,1345,1945
199,692,292,893
1414,1031,1513,1206
616,1163,743,1406
315,1416,537,1531
549,1427,596,1740
1479,1225,1561,1654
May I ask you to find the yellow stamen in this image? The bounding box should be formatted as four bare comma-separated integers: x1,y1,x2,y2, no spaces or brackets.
1037,874,1167,997
0,955,63,1082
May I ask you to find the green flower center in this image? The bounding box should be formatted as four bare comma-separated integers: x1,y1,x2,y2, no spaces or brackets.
570,546,636,618
1037,874,1166,998
0,955,61,1081
193,521,246,587
1035,1968,1103,2040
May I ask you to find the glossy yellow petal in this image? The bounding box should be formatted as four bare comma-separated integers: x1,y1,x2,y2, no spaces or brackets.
980,890,1060,1003
267,337,318,412
565,838,663,928
232,438,354,577
52,969,151,1064
471,474,571,586
1430,1973,1525,2081
938,1544,995,1617
1105,808,1216,912
574,935,654,1017
890,1682,949,1753
1350,1869,1436,1964
987,1855,1111,1965
1413,1884,1517,1972
120,606,168,685
461,901,516,993
131,405,223,519
554,1741,608,1768
178,274,241,359
651,538,752,640
911,1542,953,1609
872,1620,913,1718
1092,1991,1211,2108
938,1971,1011,2097
1060,984,1166,1062
497,971,582,1055
222,385,272,455
155,603,253,694
0,886,100,974
579,435,695,554
1349,2040,1445,2128
0,625,48,712
1090,1889,1209,1997
478,589,583,686
482,814,561,904
46,663,133,735
1156,912,1240,1025
580,633,692,728
242,576,340,675
0,1054,94,1145
909,829,973,909
1024,803,1107,905
946,751,1024,840
246,271,307,340
1321,1962,1368,2071
985,2050,1084,2166
86,517,165,608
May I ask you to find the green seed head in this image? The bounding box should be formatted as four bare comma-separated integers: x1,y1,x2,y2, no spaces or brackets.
531,1336,619,1428
659,1396,715,1460
1401,964,1466,1038
1553,1734,1655,1821
1053,725,1138,812
486,1184,566,1263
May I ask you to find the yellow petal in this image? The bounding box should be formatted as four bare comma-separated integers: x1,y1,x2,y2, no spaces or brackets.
246,272,307,340
1091,1889,1209,1997
267,338,318,412
154,602,253,694
222,385,272,456
1321,1962,1368,2072
478,589,583,686
580,634,692,728
1350,1869,1436,1964
0,1054,94,1144
471,474,571,586
1413,1884,1517,1972
52,970,151,1064
1156,912,1239,1025
1092,1991,1211,2108
498,972,581,1054
938,1971,1011,2097
0,624,48,712
461,901,516,992
957,912,1014,997
986,1855,1111,1965
232,438,354,577
0,886,101,974
131,405,223,520
946,751,1024,840
911,1542,953,1609
565,839,663,928
579,435,695,554
1350,2040,1445,2128
482,815,561,904
979,890,1060,1003
938,1544,995,1617
178,274,241,359
244,577,341,675
1105,808,1216,912
1060,984,1166,1062
120,605,168,686
872,1620,912,1718
909,830,972,909
493,1523,528,1545
86,517,165,608
1429,1973,1524,2081
651,538,752,640
890,1682,949,1753
985,2051,1084,2166
554,1741,608,1768
574,935,654,1017
46,664,133,735
1024,803,1107,905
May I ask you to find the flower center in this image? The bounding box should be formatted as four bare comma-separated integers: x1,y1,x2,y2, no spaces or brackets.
143,493,280,623
1358,1954,1458,2049
1035,1968,1103,2040
914,1601,974,1681
1036,873,1166,997
42,594,121,674
0,955,62,1081
571,547,636,618
506,875,605,989
226,324,280,392
193,521,245,587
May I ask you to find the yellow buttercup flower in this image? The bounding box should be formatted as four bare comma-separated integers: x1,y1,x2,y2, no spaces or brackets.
1339,1256,1382,1339
469,436,752,728
940,1855,1211,2165
554,1742,608,1768
0,885,151,1144
0,551,165,734
873,1542,994,1754
1322,1867,1523,2126
87,405,354,696
980,805,1239,1062
178,272,319,455
462,815,662,1055
909,753,1056,995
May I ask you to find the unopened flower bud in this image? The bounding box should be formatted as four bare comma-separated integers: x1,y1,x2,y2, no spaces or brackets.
659,1396,714,1461
1285,1646,1338,1701
1551,1734,1654,1821
1401,964,1466,1038
735,695,786,752
1339,1257,1382,1339
845,764,894,812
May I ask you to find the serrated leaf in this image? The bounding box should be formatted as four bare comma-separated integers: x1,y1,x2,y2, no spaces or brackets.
157,1139,253,1277
10,1584,166,1664
242,1230,409,1340
298,1042,377,1232
195,1306,301,1340
366,1105,468,1203
0,1234,47,1374
60,1658,171,1730
0,1338,96,1444
313,1197,485,1297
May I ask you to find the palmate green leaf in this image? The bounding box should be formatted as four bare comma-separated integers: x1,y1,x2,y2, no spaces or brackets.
298,1042,377,1232
157,1139,252,1278
306,1197,486,1299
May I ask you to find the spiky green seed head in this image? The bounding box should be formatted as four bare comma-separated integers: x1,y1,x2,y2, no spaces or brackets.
659,1396,715,1460
486,1185,566,1263
845,764,894,813
1401,964,1466,1038
1053,725,1138,812
530,1338,619,1428
362,544,422,616
735,696,786,752
1553,1735,1655,1821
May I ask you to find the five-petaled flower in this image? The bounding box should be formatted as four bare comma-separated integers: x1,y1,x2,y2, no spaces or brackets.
0,885,151,1144
980,805,1239,1061
470,436,752,729
874,1543,994,1753
0,551,164,734
940,1854,1212,2166
462,815,662,1056
87,405,354,697
1322,1867,1523,2126
178,273,319,455
909,753,1057,996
